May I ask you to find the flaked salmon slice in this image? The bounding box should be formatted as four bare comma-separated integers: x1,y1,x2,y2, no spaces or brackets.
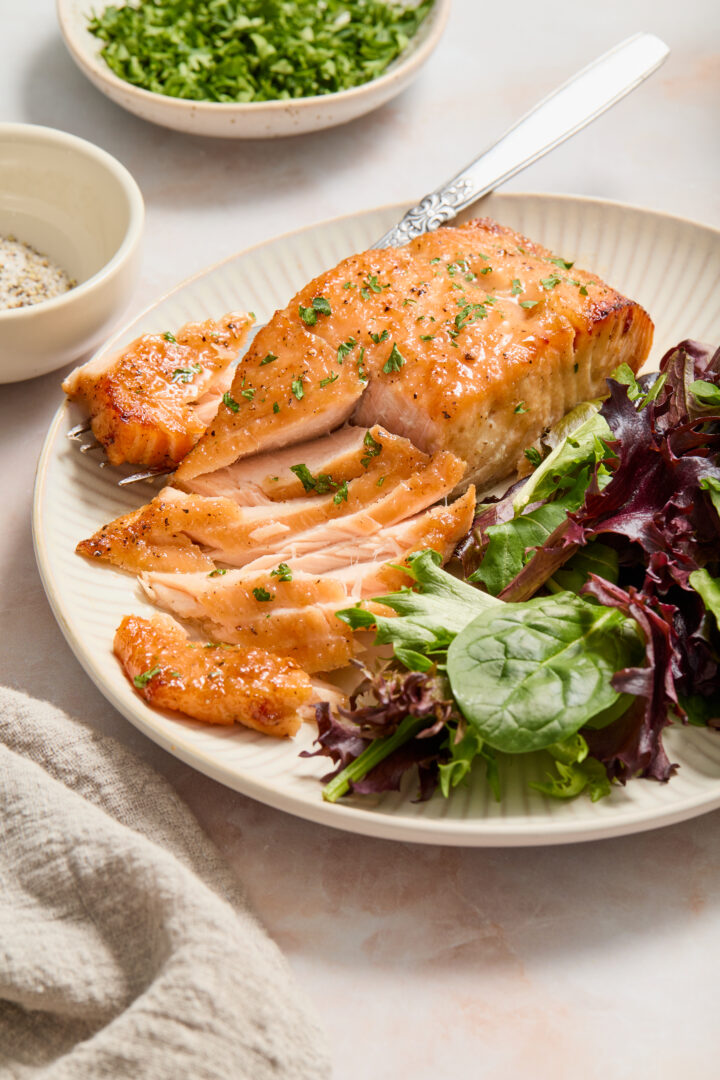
76,447,465,573
63,313,253,468
76,493,217,574
237,487,476,598
174,312,367,482
113,613,312,736
181,424,403,504
175,219,652,488
139,570,355,673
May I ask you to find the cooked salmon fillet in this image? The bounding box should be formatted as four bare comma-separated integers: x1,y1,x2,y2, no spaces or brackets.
139,570,355,673
63,312,253,468
76,445,465,573
114,613,312,735
176,219,652,488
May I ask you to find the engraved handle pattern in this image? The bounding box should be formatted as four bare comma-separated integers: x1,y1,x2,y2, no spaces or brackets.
373,178,476,250
372,34,669,252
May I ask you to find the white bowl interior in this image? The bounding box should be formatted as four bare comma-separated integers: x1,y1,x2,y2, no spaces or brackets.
0,133,132,285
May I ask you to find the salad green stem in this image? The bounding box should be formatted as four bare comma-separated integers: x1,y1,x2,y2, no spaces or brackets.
322,716,425,803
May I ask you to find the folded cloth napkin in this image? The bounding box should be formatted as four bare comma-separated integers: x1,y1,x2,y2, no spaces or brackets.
0,687,330,1080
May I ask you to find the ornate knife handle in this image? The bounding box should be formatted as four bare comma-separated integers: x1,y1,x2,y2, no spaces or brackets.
373,32,669,250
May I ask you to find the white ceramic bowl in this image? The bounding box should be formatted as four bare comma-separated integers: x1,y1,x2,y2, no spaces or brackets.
57,0,451,139
0,124,144,384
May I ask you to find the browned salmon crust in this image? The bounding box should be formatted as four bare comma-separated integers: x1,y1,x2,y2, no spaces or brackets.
63,312,252,468
114,613,312,735
176,219,653,488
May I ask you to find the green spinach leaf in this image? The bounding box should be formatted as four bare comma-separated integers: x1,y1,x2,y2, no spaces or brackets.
446,592,643,753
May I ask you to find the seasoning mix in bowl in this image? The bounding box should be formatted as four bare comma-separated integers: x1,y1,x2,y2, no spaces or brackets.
0,123,143,384
58,0,451,137
0,235,76,312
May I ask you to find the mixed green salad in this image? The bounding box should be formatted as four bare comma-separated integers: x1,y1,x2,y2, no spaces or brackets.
306,340,720,804
88,0,434,103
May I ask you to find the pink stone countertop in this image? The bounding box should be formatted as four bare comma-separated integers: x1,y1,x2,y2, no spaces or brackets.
2,2,719,1077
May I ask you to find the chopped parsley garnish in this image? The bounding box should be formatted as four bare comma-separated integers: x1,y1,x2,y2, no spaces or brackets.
510,279,523,296
171,363,202,383
259,353,277,365
520,300,539,309
168,670,182,680
299,296,331,324
357,346,368,382
376,476,386,487
270,563,293,582
343,281,355,290
540,274,563,290
240,386,255,401
133,665,161,688
289,463,336,495
453,301,487,335
291,377,304,400
312,296,331,316
420,334,434,341
549,255,575,270
88,1,434,103
360,288,370,301
208,568,228,577
272,401,280,414
337,337,357,363
222,391,240,412
514,401,528,414
360,429,383,467
333,481,349,505
252,587,274,602
319,373,339,387
370,329,390,344
579,284,589,296
382,342,405,373
429,257,441,264
479,266,492,275
363,274,383,294
163,331,177,343
524,447,543,467
289,463,317,492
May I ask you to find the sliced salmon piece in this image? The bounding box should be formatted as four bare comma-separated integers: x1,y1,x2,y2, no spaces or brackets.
75,491,216,574
113,613,312,736
77,446,465,573
181,424,400,504
174,219,652,488
139,570,355,673
174,312,368,481
63,313,253,468
237,487,476,597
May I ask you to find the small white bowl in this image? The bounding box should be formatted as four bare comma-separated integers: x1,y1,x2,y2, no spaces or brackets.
57,0,451,139
0,123,144,384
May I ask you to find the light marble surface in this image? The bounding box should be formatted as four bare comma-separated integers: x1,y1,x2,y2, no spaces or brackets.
2,2,719,1076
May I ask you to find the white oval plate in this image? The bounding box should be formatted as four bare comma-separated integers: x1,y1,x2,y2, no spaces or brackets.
57,0,450,138
34,193,720,846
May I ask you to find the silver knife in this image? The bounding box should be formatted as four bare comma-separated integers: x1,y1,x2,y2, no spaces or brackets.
373,32,669,250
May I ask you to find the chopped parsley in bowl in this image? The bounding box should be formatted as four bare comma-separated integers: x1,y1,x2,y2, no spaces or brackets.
87,0,435,104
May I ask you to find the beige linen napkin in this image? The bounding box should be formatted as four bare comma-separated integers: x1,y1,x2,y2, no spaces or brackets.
0,686,330,1079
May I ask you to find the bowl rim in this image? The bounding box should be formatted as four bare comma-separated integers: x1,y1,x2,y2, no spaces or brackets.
0,122,144,322
57,0,451,116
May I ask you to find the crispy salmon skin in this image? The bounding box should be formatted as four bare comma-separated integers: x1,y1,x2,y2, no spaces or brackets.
63,312,252,468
